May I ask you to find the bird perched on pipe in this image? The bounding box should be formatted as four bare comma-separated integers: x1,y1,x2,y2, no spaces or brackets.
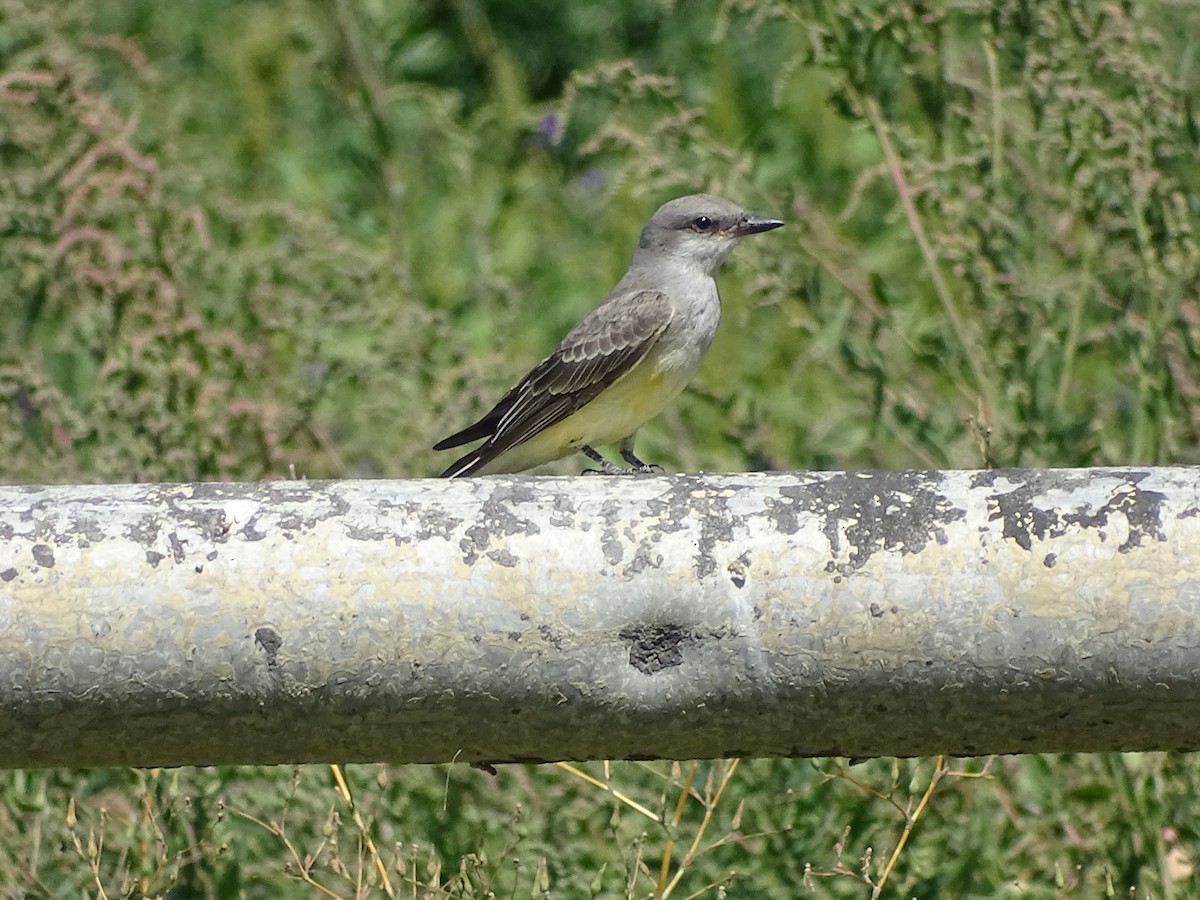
434,194,784,477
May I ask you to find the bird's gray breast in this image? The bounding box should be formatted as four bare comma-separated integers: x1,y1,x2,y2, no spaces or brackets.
654,280,721,376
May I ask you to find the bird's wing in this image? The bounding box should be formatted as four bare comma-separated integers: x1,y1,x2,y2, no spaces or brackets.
436,289,674,460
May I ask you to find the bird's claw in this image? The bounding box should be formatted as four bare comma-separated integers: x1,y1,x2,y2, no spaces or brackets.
630,463,664,475
581,462,664,476
581,460,626,476
620,449,663,475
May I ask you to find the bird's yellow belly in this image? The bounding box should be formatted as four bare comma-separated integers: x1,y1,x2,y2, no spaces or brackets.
476,363,688,474
565,365,685,446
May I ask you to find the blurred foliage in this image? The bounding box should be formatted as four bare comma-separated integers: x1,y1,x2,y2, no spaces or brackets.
3,0,1200,895
6,0,1199,483
4,753,1200,898
6,0,1199,481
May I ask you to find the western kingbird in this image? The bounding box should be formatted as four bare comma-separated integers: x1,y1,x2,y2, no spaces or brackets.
434,194,784,477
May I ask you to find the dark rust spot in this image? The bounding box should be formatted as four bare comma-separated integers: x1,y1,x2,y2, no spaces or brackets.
620,623,692,675
255,627,283,669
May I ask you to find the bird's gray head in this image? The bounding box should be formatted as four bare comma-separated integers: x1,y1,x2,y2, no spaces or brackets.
633,194,784,276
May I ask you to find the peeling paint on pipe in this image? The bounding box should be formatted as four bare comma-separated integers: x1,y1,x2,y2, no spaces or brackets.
0,468,1197,768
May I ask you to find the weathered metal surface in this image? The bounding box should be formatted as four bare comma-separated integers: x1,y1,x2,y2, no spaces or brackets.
0,468,1196,768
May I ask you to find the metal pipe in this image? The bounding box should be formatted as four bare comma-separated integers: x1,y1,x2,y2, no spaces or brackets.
0,468,1195,768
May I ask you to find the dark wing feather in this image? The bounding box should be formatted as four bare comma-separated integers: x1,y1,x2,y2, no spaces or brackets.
435,289,673,475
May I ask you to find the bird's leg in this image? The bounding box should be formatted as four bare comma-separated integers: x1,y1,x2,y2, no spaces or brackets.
619,436,664,475
580,445,625,476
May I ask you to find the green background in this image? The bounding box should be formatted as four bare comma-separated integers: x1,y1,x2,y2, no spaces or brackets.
3,0,1200,896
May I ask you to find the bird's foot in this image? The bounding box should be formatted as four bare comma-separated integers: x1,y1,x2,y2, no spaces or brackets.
580,445,625,476
579,445,665,476
582,463,662,476
582,462,626,476
620,448,664,475
576,446,652,475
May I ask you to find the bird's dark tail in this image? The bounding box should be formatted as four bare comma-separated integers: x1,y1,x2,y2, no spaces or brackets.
433,418,494,452
434,392,515,475
439,447,489,478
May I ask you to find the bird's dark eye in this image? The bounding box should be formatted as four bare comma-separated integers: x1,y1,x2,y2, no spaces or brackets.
691,215,714,232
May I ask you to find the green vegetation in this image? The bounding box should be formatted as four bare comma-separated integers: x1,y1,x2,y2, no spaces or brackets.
2,0,1199,895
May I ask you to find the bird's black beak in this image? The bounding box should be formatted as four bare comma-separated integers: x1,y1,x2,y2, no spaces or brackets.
735,214,785,236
